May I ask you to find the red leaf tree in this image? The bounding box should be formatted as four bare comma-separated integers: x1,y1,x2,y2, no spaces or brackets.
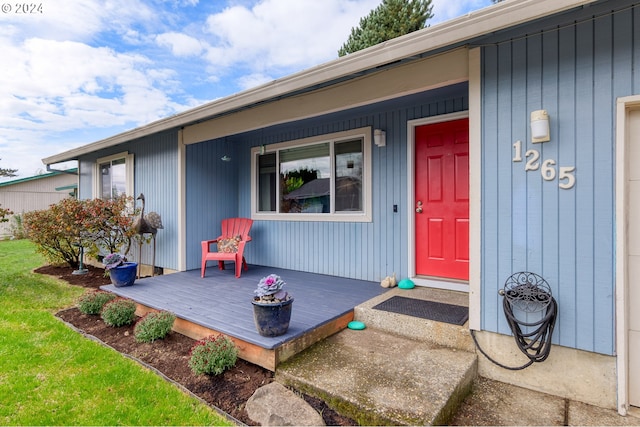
24,195,139,269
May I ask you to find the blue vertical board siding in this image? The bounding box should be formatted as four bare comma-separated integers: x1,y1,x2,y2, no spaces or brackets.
635,6,640,92
540,29,560,328
481,45,500,332
480,1,640,354
592,12,615,356
573,18,597,351
510,38,529,283
184,86,468,280
133,130,180,271
76,130,180,270
557,24,578,348
185,139,239,268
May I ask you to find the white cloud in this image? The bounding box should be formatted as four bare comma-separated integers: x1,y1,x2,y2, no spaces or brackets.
431,0,493,24
0,0,494,181
0,0,157,42
202,0,379,79
156,32,205,57
0,37,179,130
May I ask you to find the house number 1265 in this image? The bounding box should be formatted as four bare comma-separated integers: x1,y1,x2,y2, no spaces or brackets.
512,141,576,189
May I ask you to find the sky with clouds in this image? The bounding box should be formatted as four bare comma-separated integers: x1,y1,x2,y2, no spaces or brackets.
0,0,492,182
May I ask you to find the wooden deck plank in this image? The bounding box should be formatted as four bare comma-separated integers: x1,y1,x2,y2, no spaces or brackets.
102,264,386,352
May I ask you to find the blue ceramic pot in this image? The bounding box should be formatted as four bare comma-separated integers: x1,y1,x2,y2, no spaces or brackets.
109,262,137,287
251,298,293,337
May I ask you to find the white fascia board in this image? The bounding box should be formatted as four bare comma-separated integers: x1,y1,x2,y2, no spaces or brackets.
42,0,596,166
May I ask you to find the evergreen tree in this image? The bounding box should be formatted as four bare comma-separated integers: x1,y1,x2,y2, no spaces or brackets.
0,159,17,178
0,159,16,222
338,0,433,57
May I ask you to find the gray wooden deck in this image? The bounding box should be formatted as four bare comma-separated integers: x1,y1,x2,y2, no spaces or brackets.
101,264,387,350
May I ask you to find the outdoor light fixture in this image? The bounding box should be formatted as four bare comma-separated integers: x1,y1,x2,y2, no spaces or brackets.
531,110,550,143
374,129,386,147
221,155,231,162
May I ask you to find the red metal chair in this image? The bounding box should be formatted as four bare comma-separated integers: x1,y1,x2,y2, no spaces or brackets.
201,218,253,278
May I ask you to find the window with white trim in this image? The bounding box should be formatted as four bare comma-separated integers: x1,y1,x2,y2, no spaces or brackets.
93,152,134,199
251,127,372,222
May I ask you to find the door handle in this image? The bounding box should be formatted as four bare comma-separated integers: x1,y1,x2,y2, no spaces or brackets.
415,200,423,213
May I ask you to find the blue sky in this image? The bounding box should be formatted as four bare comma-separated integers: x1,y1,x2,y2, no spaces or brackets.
0,0,492,181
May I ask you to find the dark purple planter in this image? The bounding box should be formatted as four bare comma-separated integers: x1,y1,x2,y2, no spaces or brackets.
109,262,138,287
251,298,293,337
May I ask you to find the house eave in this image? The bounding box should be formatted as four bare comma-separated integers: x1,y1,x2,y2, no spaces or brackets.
42,0,596,166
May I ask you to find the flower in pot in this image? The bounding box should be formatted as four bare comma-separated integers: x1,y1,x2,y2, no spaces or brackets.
103,253,125,271
103,253,138,287
252,274,293,337
254,274,291,303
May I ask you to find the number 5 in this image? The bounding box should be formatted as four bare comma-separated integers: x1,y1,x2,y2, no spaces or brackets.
558,166,576,189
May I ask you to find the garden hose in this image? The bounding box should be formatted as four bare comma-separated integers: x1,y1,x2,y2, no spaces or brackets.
471,272,558,371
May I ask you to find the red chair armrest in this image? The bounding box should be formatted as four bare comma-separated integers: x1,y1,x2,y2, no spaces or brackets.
201,239,219,252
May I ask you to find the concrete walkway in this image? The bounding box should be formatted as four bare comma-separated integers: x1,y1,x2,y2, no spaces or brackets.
453,376,640,426
249,287,640,426
277,327,476,425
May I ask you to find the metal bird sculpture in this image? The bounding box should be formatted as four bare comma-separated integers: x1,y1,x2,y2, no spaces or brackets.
134,193,163,277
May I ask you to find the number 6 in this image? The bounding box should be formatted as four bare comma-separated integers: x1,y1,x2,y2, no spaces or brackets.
541,159,556,181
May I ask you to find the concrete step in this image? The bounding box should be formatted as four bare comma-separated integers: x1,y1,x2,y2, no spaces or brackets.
276,326,477,425
355,286,474,352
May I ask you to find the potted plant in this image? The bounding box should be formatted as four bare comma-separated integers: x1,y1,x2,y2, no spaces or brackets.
104,253,138,287
251,274,293,337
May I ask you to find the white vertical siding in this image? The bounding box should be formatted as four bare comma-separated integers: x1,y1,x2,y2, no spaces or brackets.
0,172,77,238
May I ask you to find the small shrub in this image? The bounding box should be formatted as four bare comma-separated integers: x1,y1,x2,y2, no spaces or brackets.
9,214,25,239
188,335,238,376
77,290,116,315
101,298,137,327
134,311,176,343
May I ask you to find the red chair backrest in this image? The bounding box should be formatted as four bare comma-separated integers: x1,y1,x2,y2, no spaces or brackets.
221,218,253,241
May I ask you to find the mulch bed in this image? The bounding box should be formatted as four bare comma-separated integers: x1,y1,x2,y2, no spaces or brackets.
38,264,356,426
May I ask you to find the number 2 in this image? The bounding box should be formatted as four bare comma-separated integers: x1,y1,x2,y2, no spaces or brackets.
525,150,540,171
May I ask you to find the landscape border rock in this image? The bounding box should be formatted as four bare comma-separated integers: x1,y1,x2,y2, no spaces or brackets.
246,382,326,426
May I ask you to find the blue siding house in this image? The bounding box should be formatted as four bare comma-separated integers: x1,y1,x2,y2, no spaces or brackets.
44,0,640,415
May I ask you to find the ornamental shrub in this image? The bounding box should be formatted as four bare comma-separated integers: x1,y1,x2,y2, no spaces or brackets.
134,311,176,343
82,195,139,259
23,198,87,269
0,204,12,223
101,298,137,327
188,335,238,376
23,195,139,269
77,290,116,315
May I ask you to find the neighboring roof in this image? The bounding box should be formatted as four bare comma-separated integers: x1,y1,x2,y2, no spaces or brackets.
55,184,78,191
284,177,362,200
42,0,596,166
0,168,78,188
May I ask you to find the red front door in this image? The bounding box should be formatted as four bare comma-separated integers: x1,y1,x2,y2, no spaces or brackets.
415,119,469,281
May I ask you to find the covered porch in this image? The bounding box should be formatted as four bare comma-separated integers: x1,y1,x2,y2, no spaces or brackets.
102,265,387,371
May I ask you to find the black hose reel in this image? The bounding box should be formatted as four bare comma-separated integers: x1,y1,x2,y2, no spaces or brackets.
471,272,558,370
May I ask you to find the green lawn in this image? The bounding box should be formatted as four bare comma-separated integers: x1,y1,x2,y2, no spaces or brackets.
0,239,232,426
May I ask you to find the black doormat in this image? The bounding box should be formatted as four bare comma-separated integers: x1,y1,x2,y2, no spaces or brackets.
372,296,469,325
